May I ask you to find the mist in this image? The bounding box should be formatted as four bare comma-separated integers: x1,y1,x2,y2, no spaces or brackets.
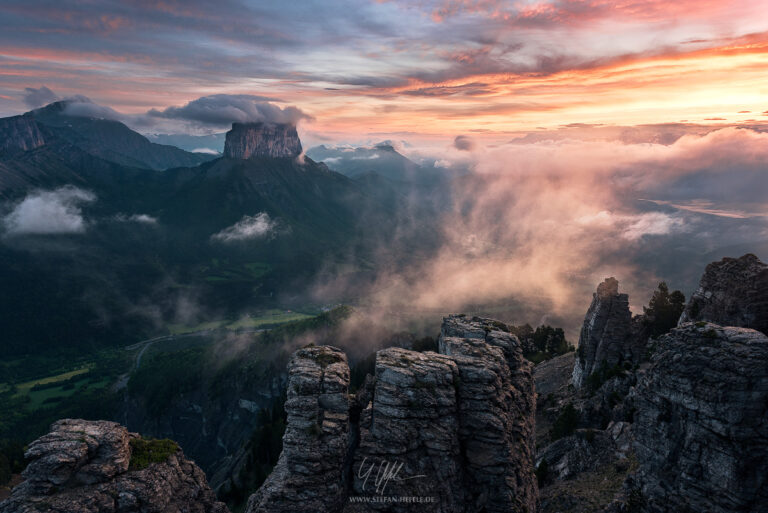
310,127,768,339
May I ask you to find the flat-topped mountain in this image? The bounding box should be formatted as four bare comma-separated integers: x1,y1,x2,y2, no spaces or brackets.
223,122,302,159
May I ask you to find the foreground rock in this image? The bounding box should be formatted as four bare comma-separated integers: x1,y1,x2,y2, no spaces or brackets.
246,346,349,513
224,122,302,159
678,253,768,335
631,322,768,512
247,315,538,513
0,419,228,513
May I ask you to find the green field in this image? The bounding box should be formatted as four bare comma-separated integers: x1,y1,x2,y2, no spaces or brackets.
14,367,91,395
167,309,315,334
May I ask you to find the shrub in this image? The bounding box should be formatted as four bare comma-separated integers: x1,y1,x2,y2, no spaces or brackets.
128,438,179,471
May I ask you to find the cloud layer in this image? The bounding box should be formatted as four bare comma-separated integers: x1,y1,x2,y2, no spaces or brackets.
2,186,95,235
314,127,768,335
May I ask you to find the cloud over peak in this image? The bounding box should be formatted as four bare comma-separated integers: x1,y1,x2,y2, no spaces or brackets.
148,95,313,128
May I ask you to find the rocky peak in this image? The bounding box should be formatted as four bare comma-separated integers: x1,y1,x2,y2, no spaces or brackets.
223,122,302,159
596,276,619,297
247,315,537,513
678,253,768,335
572,278,634,389
0,419,229,513
0,115,46,153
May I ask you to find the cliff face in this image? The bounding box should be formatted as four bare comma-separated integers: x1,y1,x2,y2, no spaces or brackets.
0,419,229,513
678,253,768,335
247,315,537,513
0,115,46,153
631,322,768,513
572,278,635,388
223,123,302,159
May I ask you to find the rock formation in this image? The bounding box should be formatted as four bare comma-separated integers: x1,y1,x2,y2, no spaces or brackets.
246,346,349,513
572,278,634,389
0,418,229,513
631,322,768,512
247,315,538,513
223,122,302,159
678,253,768,335
0,115,46,153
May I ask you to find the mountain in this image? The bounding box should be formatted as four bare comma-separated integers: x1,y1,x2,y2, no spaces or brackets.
0,113,396,358
26,101,215,170
306,142,448,184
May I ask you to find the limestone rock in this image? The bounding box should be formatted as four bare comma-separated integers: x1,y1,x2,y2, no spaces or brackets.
0,419,229,513
439,315,538,513
631,322,768,512
346,347,464,512
248,315,538,513
223,122,302,159
678,253,768,335
246,345,349,513
573,278,639,389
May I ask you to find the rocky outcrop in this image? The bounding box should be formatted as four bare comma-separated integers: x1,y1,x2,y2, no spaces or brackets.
437,315,537,513
0,419,228,513
223,122,302,159
0,115,46,153
247,315,537,513
246,346,349,513
572,278,634,389
678,253,768,335
631,322,768,512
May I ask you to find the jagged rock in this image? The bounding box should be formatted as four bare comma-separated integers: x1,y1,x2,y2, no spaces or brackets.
573,278,642,389
678,254,768,335
0,115,46,153
0,419,228,513
246,346,349,513
248,315,538,513
631,322,768,512
223,122,302,159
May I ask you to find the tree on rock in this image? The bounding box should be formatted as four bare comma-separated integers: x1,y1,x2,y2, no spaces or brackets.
643,282,685,338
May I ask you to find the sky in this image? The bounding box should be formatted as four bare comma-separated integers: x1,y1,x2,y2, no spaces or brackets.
1,0,768,144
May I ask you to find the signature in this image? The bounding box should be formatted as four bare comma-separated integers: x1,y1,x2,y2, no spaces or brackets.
357,457,426,495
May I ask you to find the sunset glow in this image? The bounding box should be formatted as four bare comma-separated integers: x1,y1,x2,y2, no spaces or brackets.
1,0,767,143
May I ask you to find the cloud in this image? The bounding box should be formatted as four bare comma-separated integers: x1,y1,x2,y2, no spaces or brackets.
22,86,58,108
453,135,475,151
211,213,277,242
190,147,220,155
61,98,123,120
114,213,158,224
148,95,312,128
3,186,96,235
